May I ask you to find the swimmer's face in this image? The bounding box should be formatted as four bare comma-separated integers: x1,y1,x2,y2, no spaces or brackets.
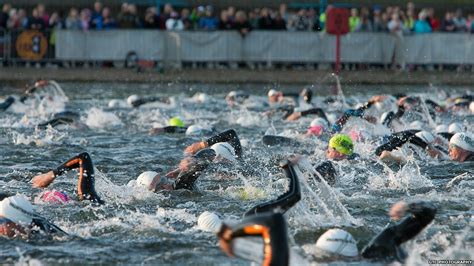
268,92,283,103
326,147,347,161
151,175,174,191
449,144,466,162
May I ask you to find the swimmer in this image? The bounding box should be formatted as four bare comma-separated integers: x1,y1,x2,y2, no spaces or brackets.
37,111,82,129
149,117,187,135
306,118,329,137
448,133,474,162
126,94,171,108
225,91,250,107
134,129,242,191
326,134,359,161
216,200,435,264
376,130,443,163
0,194,66,238
31,152,104,204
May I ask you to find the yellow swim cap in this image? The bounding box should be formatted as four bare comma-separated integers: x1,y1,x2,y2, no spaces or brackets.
329,134,354,156
169,117,185,127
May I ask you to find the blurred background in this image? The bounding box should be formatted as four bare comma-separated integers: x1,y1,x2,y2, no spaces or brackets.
1,0,474,73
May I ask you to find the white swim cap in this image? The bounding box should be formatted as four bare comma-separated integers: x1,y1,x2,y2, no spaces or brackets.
415,131,435,144
450,133,474,152
435,124,449,133
197,211,223,233
136,171,159,190
195,93,208,103
470,102,474,113
0,195,35,225
185,125,205,136
310,118,328,128
268,89,278,97
127,95,140,106
380,112,390,124
448,123,463,134
211,142,236,161
315,229,359,257
227,91,237,98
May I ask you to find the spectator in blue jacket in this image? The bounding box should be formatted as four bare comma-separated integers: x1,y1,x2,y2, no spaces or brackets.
199,5,218,30
414,10,432,33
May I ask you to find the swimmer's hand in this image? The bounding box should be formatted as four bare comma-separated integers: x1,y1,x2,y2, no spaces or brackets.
32,171,56,188
380,151,406,164
184,141,208,155
179,157,197,172
368,95,387,104
286,112,301,121
218,224,234,257
389,201,408,221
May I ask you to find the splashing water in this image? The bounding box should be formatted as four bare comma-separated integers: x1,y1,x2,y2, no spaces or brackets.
84,108,123,129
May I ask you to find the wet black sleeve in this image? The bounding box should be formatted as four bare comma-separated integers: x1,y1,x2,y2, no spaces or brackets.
383,106,405,127
277,105,295,119
205,129,242,157
37,117,75,129
0,96,15,111
374,130,418,156
173,160,211,190
52,152,103,204
331,102,371,133
438,132,454,141
162,126,188,134
300,108,329,123
361,201,436,262
244,162,301,217
130,96,170,107
220,212,289,266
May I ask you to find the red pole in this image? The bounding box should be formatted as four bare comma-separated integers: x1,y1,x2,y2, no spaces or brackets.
335,34,341,75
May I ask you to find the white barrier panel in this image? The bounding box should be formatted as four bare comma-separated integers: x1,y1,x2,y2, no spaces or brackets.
56,31,474,64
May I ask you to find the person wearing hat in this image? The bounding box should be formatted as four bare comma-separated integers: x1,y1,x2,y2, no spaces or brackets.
326,134,359,161
126,94,171,108
0,194,66,238
376,130,443,163
449,133,474,162
134,129,242,191
149,116,187,135
32,152,104,204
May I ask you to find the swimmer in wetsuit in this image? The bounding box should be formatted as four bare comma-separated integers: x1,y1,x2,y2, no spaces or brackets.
376,130,444,163
0,194,67,238
448,133,474,162
31,152,104,204
126,94,171,108
133,129,243,191
37,111,82,129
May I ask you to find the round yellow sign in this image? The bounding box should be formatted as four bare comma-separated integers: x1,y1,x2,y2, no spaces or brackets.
15,30,48,60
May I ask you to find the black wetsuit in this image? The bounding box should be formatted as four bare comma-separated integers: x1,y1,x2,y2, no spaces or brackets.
244,161,301,217
51,152,103,204
218,212,289,266
129,96,170,108
0,96,15,111
374,130,428,156
361,201,436,262
174,129,242,190
331,101,374,133
37,111,81,129
382,105,405,127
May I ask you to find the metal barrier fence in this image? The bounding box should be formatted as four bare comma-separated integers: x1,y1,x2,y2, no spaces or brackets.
2,29,474,66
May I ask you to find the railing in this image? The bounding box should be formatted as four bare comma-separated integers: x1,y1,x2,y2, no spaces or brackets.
1,29,474,66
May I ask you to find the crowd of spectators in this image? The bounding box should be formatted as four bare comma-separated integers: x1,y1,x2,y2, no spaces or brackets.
1,2,474,34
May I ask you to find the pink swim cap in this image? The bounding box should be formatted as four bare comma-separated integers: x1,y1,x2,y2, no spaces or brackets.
307,125,324,136
42,190,69,204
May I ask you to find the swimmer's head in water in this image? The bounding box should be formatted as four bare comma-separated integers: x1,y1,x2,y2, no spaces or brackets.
211,142,236,162
127,94,140,106
307,118,328,136
197,211,222,233
186,125,205,136
0,195,35,225
328,134,354,157
449,133,474,162
169,117,185,127
470,102,474,113
136,171,171,191
301,88,313,103
435,124,449,134
315,229,359,258
267,89,283,103
415,131,435,144
448,122,463,134
41,191,69,204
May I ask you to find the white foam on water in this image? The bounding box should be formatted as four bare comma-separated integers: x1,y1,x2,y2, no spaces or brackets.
84,108,123,129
